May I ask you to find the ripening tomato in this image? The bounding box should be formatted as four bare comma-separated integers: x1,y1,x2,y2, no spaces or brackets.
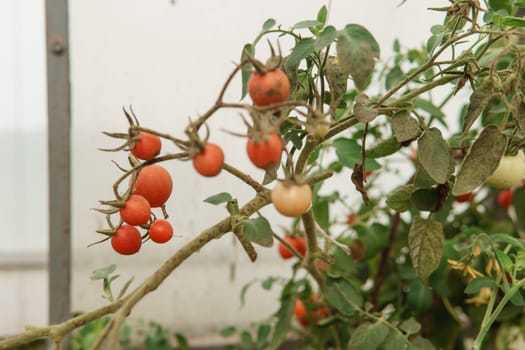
111,225,142,255
455,192,474,203
278,236,306,259
246,132,283,170
131,132,162,160
119,194,151,226
192,143,224,177
132,165,173,207
248,69,290,106
148,219,173,243
271,181,312,217
497,189,513,208
294,295,327,327
347,214,357,224
486,150,525,189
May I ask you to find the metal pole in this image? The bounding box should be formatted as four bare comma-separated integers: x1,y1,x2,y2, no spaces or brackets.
46,0,71,334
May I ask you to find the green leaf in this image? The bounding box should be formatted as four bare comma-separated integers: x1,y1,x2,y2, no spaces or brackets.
240,330,255,350
494,248,513,272
285,38,315,69
501,15,525,27
515,1,525,7
381,329,414,350
337,24,380,90
241,43,254,99
255,323,271,348
385,65,404,91
426,33,444,56
348,322,390,350
414,163,436,188
408,217,444,281
407,278,433,312
174,333,190,350
452,125,507,195
386,185,414,212
292,20,322,29
262,18,276,31
315,25,337,50
417,128,450,184
411,188,441,212
203,192,233,205
366,136,400,159
415,98,445,122
488,0,512,13
392,111,421,143
462,79,494,134
313,198,330,230
514,189,525,231
324,277,363,316
316,5,328,27
243,217,274,247
332,137,380,170
410,336,436,350
91,264,117,280
399,317,422,336
220,326,237,337
266,292,295,350
465,276,496,294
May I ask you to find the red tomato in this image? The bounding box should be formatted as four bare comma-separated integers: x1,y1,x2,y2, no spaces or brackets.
271,181,312,217
111,225,142,255
192,143,224,177
131,132,162,160
148,219,173,243
132,165,173,207
497,189,513,208
278,236,306,259
248,69,290,106
119,194,151,226
294,295,327,327
347,214,357,224
455,192,474,203
246,132,283,170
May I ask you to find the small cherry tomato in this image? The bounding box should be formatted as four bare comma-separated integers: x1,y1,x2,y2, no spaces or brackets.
248,69,290,106
246,132,283,170
455,192,474,203
111,225,142,255
148,219,174,243
119,194,151,226
192,143,224,177
278,236,306,259
271,181,312,217
294,295,327,327
347,214,357,224
131,132,162,160
497,189,513,209
486,150,525,189
132,165,173,207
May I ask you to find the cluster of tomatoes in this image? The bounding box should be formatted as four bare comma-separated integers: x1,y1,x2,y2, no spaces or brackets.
108,132,175,255
293,294,328,327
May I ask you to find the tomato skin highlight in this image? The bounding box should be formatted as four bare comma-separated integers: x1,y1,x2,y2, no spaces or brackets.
246,132,283,170
271,181,312,217
133,165,173,207
192,143,224,177
486,150,525,189
248,69,290,106
111,225,142,255
278,236,306,259
148,219,174,243
497,189,513,208
131,132,162,160
119,194,151,226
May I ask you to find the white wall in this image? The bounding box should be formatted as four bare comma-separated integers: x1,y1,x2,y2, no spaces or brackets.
1,0,445,340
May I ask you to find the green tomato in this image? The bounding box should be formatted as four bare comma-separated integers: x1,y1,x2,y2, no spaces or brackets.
486,150,525,189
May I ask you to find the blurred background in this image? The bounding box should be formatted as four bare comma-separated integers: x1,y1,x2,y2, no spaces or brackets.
0,0,444,344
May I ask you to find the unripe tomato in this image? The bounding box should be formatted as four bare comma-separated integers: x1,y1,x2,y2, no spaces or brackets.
497,189,513,209
131,132,162,160
278,236,306,259
248,69,290,106
455,192,474,203
192,143,224,177
246,132,283,170
271,181,312,217
148,219,174,243
133,165,173,207
119,194,151,226
111,225,142,255
486,150,525,189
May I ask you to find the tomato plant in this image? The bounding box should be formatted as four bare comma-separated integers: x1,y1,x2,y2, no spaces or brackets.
246,132,283,170
131,132,162,160
277,236,306,259
248,68,290,106
119,194,151,226
192,142,224,177
148,219,173,243
132,165,173,207
111,225,142,255
271,181,312,217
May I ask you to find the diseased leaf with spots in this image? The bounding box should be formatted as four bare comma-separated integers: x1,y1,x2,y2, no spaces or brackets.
392,111,421,143
386,185,414,212
452,125,506,195
337,24,380,90
242,217,274,247
512,92,525,130
347,322,390,350
408,217,444,281
462,79,494,134
353,93,378,123
417,128,450,184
